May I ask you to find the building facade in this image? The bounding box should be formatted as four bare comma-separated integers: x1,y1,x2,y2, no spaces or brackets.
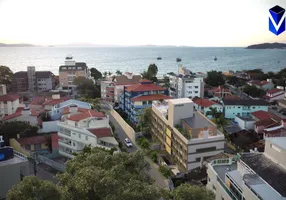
168,74,204,99
57,110,118,158
222,99,269,119
207,137,286,200
101,81,115,104
0,85,20,117
0,137,30,199
12,67,54,92
193,98,223,118
119,79,169,124
151,98,225,172
59,56,91,89
248,79,275,91
265,88,285,102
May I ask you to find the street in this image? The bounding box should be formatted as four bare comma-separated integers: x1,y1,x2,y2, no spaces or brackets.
28,159,58,183
226,83,250,99
108,113,169,189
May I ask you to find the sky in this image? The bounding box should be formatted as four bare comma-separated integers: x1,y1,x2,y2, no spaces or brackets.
0,0,286,47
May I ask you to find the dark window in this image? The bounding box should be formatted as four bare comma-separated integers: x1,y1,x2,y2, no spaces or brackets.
25,144,31,150
252,106,255,109
34,144,41,150
196,146,216,153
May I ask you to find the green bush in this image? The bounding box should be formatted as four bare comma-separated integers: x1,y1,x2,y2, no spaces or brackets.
136,137,150,149
150,151,158,163
159,165,173,178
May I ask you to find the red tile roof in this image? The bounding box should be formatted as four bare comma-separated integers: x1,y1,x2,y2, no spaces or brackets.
125,82,166,92
131,94,172,102
30,109,40,116
77,107,90,113
15,107,23,113
62,107,70,114
1,112,22,121
255,118,279,127
251,110,280,121
31,96,46,105
88,128,112,138
0,94,20,102
266,88,283,95
212,86,230,93
193,98,218,108
17,135,48,145
68,110,104,121
43,98,68,106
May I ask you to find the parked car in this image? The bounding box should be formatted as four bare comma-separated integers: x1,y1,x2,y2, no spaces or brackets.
124,138,133,148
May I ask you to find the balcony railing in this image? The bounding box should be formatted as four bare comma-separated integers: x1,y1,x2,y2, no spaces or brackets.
217,176,238,200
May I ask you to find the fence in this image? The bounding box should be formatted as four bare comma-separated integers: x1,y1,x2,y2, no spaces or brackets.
32,153,66,172
109,109,136,143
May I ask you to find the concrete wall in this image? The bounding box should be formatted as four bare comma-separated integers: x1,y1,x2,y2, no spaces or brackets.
224,105,268,119
41,121,58,133
264,139,286,169
0,159,29,199
109,109,136,143
235,116,255,130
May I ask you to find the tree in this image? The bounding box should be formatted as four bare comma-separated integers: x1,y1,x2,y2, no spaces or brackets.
6,176,61,200
0,121,38,146
103,71,108,79
115,70,123,76
243,85,265,98
163,76,170,88
171,184,215,200
206,107,221,119
108,71,112,76
0,65,13,84
141,64,158,82
137,107,152,137
213,116,228,128
73,76,100,98
90,68,102,80
205,70,225,87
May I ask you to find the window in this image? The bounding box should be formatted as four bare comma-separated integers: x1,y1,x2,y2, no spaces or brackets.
195,91,198,93
195,86,198,88
86,135,88,141
78,133,81,139
25,144,31,150
34,144,41,150
73,142,76,146
196,146,216,153
238,107,241,109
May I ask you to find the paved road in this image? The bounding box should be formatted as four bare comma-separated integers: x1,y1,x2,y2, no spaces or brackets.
226,83,250,99
28,160,58,183
108,112,169,189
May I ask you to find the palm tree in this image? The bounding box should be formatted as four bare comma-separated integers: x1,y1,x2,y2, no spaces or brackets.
213,116,228,128
108,71,112,76
115,70,123,76
206,107,219,118
103,71,108,78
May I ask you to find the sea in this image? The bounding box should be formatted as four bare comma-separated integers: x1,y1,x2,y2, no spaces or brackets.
0,47,285,77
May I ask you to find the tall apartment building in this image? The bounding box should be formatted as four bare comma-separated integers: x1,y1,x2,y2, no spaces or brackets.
119,79,169,124
207,137,286,200
57,110,118,158
59,56,92,89
151,98,225,172
0,136,29,199
168,74,204,99
12,67,54,92
101,72,141,105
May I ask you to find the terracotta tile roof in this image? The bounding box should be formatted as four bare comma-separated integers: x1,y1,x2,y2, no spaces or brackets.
251,110,280,121
125,82,166,92
193,98,218,108
87,128,112,138
77,107,90,112
114,75,141,84
17,135,48,145
255,118,279,127
43,97,71,106
267,88,283,95
15,107,24,113
62,107,70,114
0,94,20,102
131,94,172,102
31,96,46,105
30,109,40,116
1,112,22,121
68,110,104,122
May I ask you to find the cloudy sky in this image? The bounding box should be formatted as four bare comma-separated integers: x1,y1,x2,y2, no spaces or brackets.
0,0,285,46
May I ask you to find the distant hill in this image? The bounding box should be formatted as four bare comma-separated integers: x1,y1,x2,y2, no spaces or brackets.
246,42,286,49
0,43,35,47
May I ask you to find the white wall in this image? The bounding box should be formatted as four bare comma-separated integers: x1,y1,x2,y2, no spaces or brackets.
41,121,58,132
234,116,255,130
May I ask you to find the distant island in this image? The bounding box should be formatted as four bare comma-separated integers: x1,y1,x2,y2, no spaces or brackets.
246,42,286,49
0,43,35,47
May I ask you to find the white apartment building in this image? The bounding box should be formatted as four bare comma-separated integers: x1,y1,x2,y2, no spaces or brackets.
57,110,118,158
168,74,204,98
151,98,225,172
207,137,286,200
0,84,21,117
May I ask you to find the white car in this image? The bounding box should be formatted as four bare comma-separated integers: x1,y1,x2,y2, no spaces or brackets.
124,138,133,148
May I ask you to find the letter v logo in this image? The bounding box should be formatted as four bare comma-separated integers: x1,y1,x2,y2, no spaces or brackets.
269,5,286,36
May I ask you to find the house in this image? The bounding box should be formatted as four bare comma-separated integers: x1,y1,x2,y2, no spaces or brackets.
247,79,274,91
207,137,286,200
101,81,115,104
234,115,256,130
151,98,224,172
42,94,71,111
222,99,269,119
57,110,118,159
0,85,21,117
59,56,93,90
17,135,51,155
265,88,285,102
211,86,231,98
11,67,54,92
119,79,170,124
167,68,205,99
192,98,223,118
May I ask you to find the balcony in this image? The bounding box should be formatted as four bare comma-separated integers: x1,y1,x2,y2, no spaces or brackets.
58,140,72,148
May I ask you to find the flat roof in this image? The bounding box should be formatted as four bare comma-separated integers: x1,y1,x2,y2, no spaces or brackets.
0,155,27,166
168,98,193,104
213,162,237,180
241,153,286,197
236,115,255,121
265,137,286,150
183,112,214,129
